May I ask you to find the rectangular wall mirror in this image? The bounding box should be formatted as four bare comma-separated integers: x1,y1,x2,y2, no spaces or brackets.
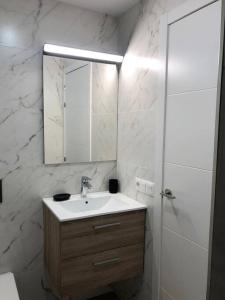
43,54,118,164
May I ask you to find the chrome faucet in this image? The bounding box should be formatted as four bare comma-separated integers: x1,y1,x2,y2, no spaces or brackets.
81,176,92,198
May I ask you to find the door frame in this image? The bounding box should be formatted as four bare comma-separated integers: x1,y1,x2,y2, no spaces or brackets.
154,0,224,299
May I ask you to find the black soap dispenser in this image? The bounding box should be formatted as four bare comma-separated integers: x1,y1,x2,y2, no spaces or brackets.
108,179,119,194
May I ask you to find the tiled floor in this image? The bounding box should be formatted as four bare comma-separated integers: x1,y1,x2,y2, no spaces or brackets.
89,293,119,300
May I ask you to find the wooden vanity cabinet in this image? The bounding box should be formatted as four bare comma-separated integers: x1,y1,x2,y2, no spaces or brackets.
43,205,146,297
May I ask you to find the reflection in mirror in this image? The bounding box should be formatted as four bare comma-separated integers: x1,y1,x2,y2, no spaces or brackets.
43,55,118,164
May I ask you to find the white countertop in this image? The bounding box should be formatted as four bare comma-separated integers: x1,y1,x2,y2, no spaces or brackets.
43,192,147,222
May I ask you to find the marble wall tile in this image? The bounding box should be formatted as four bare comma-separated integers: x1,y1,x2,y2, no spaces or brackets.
117,161,154,200
118,4,142,54
117,0,188,299
0,0,119,54
43,55,64,164
91,62,118,162
0,1,119,299
92,63,118,114
92,113,117,162
0,47,43,178
0,0,192,299
118,107,155,170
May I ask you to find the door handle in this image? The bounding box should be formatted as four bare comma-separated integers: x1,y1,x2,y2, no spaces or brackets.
161,188,176,200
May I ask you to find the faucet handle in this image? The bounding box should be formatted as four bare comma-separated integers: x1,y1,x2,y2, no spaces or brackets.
81,176,92,183
81,176,92,190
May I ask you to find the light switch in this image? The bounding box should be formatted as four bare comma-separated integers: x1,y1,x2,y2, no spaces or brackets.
135,177,155,197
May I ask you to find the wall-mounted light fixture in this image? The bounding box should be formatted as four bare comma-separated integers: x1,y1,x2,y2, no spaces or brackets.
43,44,123,64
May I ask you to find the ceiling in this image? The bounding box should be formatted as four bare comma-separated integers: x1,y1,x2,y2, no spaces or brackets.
59,0,140,16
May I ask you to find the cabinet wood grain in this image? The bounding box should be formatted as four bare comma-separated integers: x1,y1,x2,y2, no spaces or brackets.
43,204,146,297
43,205,61,287
61,211,145,259
61,244,144,294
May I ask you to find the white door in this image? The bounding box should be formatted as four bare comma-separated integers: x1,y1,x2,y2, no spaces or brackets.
160,2,221,300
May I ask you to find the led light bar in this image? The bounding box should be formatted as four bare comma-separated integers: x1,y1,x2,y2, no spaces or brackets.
44,44,123,64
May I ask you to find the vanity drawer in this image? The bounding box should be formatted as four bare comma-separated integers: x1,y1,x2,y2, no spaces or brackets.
61,244,144,293
60,210,146,259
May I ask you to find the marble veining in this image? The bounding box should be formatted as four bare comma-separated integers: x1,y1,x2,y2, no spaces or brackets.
0,1,119,299
116,0,188,299
91,62,118,162
0,0,119,53
43,55,64,164
0,0,191,299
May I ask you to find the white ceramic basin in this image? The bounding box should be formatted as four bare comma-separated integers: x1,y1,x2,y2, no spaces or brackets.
43,192,146,222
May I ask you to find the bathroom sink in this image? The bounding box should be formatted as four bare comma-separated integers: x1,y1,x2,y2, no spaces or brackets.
43,192,146,222
60,195,125,213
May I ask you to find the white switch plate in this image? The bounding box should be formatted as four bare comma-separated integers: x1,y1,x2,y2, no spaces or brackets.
135,177,146,193
145,181,155,197
136,177,155,197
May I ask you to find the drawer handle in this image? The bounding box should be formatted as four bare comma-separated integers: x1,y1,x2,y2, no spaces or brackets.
93,257,121,267
93,222,121,231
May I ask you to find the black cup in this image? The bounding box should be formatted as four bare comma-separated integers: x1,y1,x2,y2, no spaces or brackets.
109,179,119,194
